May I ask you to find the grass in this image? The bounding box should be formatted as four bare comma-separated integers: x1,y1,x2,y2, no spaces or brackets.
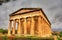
0,35,54,40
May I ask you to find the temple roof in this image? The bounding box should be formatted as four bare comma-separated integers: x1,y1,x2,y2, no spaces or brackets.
10,8,42,15
9,8,51,25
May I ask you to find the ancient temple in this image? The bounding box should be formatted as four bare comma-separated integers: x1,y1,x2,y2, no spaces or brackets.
8,8,52,37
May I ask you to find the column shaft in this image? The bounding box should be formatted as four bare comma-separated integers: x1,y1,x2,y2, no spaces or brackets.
38,16,42,36
12,20,16,34
42,18,46,37
24,18,27,35
17,19,21,35
8,21,11,35
30,17,35,36
24,19,27,34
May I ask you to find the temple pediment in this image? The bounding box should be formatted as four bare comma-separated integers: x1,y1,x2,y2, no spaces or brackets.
10,8,41,16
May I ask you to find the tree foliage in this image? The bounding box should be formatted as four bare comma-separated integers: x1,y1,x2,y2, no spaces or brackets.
0,29,8,34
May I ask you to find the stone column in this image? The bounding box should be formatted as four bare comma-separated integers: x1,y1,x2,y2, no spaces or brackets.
12,20,16,34
8,21,11,35
46,24,52,36
17,19,21,35
30,17,35,36
38,16,42,36
42,18,46,37
42,18,51,37
24,18,27,35
43,20,46,36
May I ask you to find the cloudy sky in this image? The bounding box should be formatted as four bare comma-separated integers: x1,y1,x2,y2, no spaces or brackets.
0,0,62,31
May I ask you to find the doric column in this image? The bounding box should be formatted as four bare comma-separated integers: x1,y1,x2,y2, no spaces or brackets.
43,20,46,36
46,24,52,36
8,20,11,35
42,18,52,37
24,18,27,35
17,19,21,35
42,18,46,37
38,16,42,36
12,20,16,34
30,17,35,36
44,20,48,36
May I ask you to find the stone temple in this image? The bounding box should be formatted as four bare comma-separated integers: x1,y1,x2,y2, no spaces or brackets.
8,8,52,37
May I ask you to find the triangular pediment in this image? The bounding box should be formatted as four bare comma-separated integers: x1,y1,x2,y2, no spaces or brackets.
15,9,33,14
10,8,41,15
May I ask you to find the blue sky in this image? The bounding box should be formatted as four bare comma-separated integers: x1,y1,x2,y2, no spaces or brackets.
0,0,62,31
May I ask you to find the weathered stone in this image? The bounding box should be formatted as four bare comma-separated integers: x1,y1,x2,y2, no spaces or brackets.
8,8,52,37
